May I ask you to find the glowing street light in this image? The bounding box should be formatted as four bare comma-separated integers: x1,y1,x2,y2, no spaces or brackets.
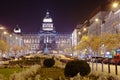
78,32,81,35
3,31,7,35
83,28,87,31
0,26,5,30
9,34,12,37
95,18,99,22
112,2,119,8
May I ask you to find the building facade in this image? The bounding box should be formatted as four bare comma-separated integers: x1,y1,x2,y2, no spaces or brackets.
72,4,120,57
22,12,72,54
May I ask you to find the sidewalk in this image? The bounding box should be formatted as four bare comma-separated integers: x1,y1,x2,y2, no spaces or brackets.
89,62,120,76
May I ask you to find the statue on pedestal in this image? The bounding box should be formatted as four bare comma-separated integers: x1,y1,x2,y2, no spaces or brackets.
44,43,49,54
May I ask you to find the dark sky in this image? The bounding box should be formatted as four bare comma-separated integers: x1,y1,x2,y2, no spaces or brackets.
0,0,105,33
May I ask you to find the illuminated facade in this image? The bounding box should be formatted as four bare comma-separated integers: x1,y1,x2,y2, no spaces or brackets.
0,25,24,57
87,11,108,36
22,12,72,53
102,10,120,34
71,10,120,56
88,9,120,37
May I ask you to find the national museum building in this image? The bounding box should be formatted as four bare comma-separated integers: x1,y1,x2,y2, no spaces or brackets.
21,12,72,54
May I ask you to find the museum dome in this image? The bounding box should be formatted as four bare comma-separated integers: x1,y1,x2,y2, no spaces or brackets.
43,11,52,22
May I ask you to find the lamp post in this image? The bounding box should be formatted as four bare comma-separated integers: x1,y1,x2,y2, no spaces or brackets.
7,34,11,57
94,17,102,71
0,26,6,40
97,17,105,72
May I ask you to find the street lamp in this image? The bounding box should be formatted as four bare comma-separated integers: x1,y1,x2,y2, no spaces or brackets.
3,31,7,35
95,18,99,22
9,34,12,37
0,27,5,30
112,1,119,8
78,32,81,35
83,28,87,31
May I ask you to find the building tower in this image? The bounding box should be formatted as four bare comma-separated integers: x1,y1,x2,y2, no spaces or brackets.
42,11,55,31
40,11,56,53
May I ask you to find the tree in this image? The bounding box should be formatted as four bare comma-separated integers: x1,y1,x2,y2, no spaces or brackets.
76,35,101,55
116,33,120,48
76,33,120,56
102,33,119,51
77,35,91,50
12,45,21,56
21,45,28,53
69,46,75,56
0,40,9,54
90,35,101,54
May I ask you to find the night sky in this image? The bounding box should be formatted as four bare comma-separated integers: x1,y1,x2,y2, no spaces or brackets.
0,0,106,33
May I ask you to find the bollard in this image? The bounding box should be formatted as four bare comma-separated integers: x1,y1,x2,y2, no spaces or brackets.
96,60,98,71
92,61,94,71
101,62,104,72
108,60,110,73
115,63,118,75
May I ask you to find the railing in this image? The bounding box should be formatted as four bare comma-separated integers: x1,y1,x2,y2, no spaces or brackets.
89,61,120,75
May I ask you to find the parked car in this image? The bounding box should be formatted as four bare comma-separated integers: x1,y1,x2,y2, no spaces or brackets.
110,55,120,65
103,58,112,64
91,57,106,63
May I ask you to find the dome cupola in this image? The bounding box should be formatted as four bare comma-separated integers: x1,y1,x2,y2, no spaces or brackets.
43,11,52,22
14,25,21,33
